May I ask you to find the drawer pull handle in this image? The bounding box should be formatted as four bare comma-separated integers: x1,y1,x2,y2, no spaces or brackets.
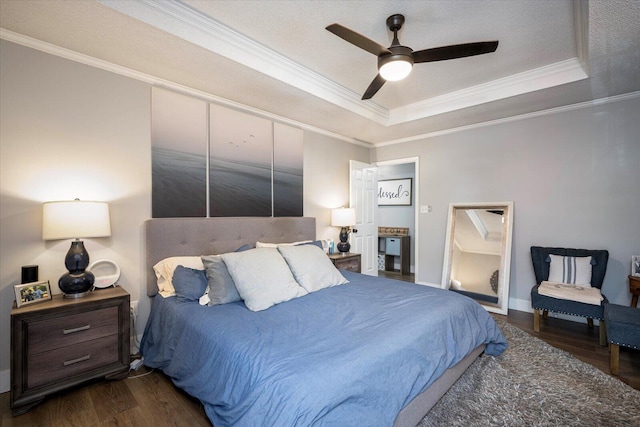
63,354,91,366
62,324,90,335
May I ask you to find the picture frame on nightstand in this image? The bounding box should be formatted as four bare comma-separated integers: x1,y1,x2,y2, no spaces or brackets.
632,255,640,277
14,280,51,308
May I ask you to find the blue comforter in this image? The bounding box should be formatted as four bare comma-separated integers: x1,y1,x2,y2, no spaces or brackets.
141,271,507,426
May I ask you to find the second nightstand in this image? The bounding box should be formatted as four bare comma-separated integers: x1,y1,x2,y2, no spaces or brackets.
328,252,361,273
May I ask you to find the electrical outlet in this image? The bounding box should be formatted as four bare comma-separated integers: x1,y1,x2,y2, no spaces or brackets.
130,300,138,316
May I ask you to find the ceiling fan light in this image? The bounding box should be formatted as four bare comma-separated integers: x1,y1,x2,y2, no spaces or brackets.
379,59,412,81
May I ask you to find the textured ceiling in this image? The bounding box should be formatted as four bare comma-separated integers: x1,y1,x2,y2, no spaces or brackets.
1,0,638,145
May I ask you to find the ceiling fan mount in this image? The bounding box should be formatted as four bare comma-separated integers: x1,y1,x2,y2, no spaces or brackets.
326,14,499,100
386,14,405,33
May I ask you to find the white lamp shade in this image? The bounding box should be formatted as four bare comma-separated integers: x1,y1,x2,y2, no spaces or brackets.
331,208,356,227
379,59,412,81
43,200,111,240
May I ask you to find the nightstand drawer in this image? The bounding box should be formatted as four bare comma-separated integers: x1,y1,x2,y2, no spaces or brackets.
27,334,119,389
28,306,119,354
328,253,361,273
334,257,360,272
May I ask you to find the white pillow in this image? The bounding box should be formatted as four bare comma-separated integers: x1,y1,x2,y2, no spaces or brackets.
221,248,307,311
277,244,348,293
256,240,312,248
548,254,593,286
153,256,205,297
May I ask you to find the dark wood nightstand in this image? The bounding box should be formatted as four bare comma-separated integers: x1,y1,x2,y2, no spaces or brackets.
328,252,361,273
11,287,130,416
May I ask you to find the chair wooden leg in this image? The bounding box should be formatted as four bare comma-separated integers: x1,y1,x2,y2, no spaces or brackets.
599,319,607,346
587,318,594,328
534,309,540,332
610,343,620,375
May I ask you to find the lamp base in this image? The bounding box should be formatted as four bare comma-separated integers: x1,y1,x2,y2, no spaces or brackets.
338,227,351,253
337,242,350,253
63,290,92,299
59,240,95,298
59,271,95,298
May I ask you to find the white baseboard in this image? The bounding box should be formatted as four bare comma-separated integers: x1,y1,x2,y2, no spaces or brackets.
1,369,9,393
509,297,533,313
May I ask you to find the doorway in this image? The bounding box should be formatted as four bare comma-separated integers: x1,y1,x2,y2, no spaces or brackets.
376,158,418,283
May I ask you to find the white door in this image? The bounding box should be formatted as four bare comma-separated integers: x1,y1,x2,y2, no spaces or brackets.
349,160,378,276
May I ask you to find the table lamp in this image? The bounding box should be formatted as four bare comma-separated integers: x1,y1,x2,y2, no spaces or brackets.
331,208,356,253
42,199,111,298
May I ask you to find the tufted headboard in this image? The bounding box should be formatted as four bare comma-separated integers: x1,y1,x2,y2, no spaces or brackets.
145,217,316,296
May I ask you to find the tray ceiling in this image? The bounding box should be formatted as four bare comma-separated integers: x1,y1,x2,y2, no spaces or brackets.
1,0,638,145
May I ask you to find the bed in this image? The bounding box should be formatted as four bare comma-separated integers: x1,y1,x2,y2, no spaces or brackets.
141,217,507,426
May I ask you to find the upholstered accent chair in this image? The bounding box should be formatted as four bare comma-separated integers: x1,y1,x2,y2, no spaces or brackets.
530,246,609,346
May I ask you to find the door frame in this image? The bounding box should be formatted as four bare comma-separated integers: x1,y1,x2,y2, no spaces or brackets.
375,156,420,281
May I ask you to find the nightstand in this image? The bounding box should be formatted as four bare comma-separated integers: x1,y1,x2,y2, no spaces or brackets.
328,252,361,273
11,287,130,416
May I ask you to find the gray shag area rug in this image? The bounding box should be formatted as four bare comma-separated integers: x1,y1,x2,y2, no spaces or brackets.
418,320,640,427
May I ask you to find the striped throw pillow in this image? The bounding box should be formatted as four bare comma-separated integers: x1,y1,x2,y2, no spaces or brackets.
547,254,593,286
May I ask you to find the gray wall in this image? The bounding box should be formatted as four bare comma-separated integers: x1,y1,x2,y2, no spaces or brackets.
373,95,640,312
0,40,369,391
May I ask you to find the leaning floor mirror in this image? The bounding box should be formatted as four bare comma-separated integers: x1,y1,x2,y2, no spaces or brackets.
441,202,514,315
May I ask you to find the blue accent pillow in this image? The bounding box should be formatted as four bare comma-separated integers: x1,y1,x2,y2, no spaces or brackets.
172,265,208,303
298,240,323,249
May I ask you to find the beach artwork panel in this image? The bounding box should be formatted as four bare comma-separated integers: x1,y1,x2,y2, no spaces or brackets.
209,105,272,217
273,123,303,217
151,88,207,218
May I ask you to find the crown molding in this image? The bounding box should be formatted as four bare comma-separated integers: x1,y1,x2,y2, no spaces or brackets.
97,0,388,124
375,91,640,147
0,28,370,148
387,58,588,126
3,26,635,150
2,0,611,149
99,0,591,127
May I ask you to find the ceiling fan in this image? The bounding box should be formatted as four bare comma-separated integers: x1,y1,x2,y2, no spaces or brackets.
326,14,499,100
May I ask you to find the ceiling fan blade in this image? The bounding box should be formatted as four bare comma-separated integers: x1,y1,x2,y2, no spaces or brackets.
362,74,386,100
326,23,390,56
413,41,499,63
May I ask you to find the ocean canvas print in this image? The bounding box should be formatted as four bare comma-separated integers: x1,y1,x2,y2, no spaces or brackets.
151,88,207,218
152,88,304,218
273,123,303,217
209,104,273,217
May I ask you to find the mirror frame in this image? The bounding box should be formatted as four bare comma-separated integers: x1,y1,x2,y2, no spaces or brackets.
441,201,514,315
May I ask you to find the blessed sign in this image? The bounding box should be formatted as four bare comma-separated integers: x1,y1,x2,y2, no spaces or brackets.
378,178,412,206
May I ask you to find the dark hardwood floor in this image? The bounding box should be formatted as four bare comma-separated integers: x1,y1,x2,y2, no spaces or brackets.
378,270,415,283
2,310,638,426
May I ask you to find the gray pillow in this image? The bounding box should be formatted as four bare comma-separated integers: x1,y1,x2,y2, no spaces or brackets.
277,244,348,293
221,248,307,311
201,255,242,305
